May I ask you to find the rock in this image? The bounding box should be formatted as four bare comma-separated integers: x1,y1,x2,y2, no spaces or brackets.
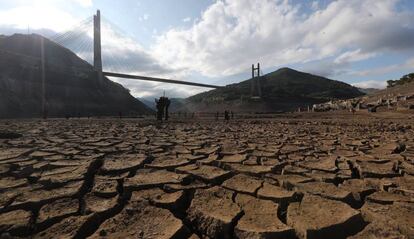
371,142,406,154
100,154,148,174
282,165,309,176
266,174,313,190
175,164,232,184
349,222,408,239
130,188,185,211
90,200,188,239
287,194,364,239
37,198,79,223
38,166,87,184
186,186,242,238
0,177,28,190
227,164,274,175
33,215,92,239
257,182,297,203
357,161,401,178
304,171,338,183
234,194,295,239
0,148,32,161
124,170,190,190
222,174,263,195
298,156,338,173
219,154,247,163
294,182,354,205
338,179,381,201
361,201,414,238
10,181,83,209
0,209,31,235
84,194,118,213
146,157,190,170
91,178,119,197
366,191,413,204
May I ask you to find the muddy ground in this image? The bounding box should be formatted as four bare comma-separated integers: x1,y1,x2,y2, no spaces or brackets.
0,113,413,239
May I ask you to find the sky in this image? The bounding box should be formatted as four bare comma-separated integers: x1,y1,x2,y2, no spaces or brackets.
1,0,414,98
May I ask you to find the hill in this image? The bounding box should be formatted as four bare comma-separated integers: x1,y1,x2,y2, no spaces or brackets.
357,88,381,95
178,68,364,112
387,73,414,88
0,34,152,118
313,78,414,112
362,81,414,103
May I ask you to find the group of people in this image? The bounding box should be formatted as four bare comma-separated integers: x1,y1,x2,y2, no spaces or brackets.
155,95,235,122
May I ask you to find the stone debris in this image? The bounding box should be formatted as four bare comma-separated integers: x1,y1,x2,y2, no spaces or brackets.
0,117,413,238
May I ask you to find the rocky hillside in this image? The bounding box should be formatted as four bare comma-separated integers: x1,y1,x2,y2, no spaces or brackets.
364,81,414,102
177,68,364,112
0,34,152,118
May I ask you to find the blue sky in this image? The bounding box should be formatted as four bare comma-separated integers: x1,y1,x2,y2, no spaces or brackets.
1,0,414,98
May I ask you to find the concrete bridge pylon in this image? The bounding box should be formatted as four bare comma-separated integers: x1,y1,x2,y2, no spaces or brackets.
93,10,103,83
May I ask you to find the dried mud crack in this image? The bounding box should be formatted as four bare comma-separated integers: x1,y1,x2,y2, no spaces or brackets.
0,115,413,238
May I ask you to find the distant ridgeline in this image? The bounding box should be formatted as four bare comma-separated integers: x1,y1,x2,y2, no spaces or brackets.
387,73,414,88
181,68,364,113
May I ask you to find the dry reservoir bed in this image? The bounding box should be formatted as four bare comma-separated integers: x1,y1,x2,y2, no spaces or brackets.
0,117,413,239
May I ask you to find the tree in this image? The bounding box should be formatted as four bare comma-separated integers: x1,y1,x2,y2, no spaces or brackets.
387,80,396,88
387,73,414,88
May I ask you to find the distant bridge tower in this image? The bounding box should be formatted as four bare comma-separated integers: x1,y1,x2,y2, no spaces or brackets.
93,10,103,83
251,63,262,98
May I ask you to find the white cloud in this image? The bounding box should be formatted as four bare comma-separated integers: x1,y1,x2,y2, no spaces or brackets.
311,1,319,11
352,80,387,89
1,0,413,98
72,0,93,7
139,14,150,22
334,49,377,64
152,0,414,77
0,5,78,31
182,17,191,22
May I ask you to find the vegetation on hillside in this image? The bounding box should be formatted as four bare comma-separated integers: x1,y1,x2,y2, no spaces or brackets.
188,67,364,104
387,73,414,88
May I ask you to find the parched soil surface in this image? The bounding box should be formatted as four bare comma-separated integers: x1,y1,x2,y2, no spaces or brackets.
0,115,413,239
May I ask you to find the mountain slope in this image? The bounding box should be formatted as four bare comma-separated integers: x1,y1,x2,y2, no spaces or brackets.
357,88,381,95
182,68,364,112
0,34,152,118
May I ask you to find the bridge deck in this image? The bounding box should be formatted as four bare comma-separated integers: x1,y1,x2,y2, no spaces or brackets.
103,72,222,89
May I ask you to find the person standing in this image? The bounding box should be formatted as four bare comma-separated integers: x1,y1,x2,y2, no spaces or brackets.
155,98,164,121
165,97,171,121
224,110,230,121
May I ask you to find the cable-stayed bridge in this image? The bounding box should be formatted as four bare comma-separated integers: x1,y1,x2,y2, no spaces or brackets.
49,10,222,89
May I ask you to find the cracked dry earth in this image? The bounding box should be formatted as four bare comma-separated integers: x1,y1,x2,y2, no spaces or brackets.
0,118,413,239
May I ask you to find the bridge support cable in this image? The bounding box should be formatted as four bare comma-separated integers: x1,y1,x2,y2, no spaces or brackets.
39,10,224,89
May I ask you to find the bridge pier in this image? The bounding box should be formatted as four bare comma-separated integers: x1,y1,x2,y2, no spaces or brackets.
94,10,103,84
251,63,262,98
